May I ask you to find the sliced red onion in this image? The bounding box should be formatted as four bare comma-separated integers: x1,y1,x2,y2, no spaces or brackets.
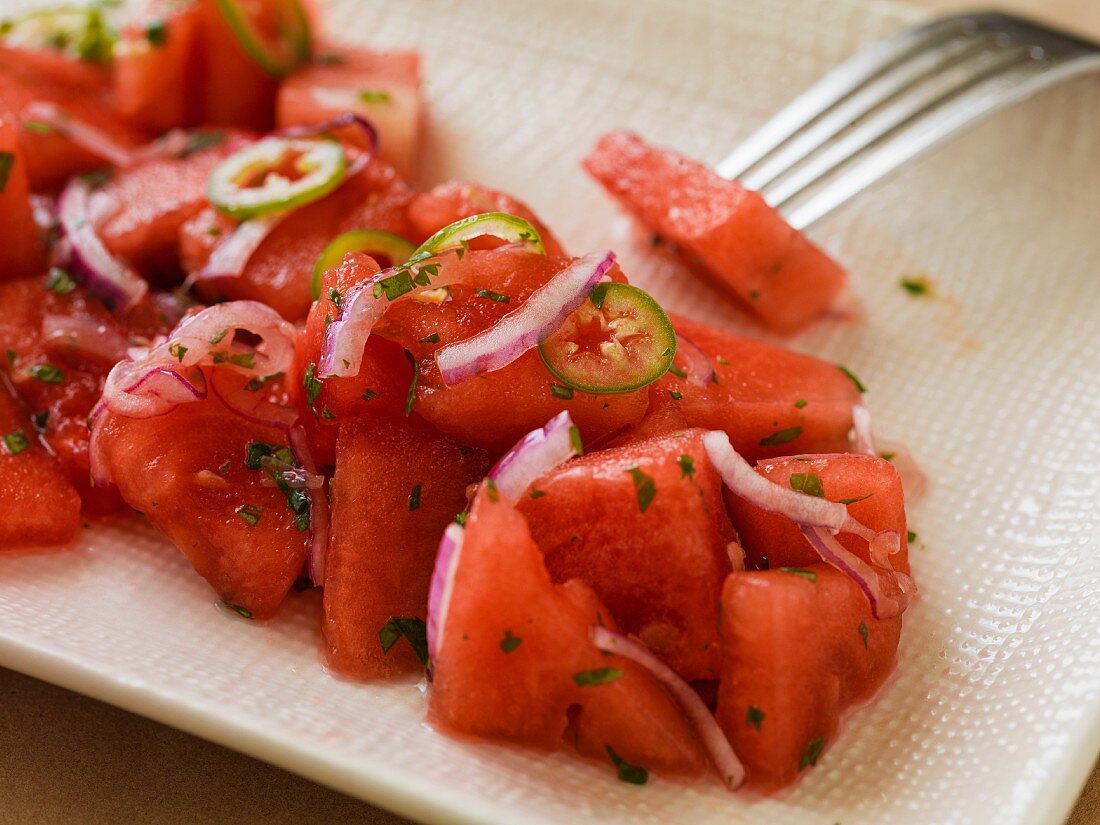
58,176,148,310
590,626,745,790
427,522,465,661
488,411,579,500
274,112,379,155
289,426,330,586
41,314,130,366
800,525,914,620
851,404,876,456
101,363,208,418
435,250,616,386
208,369,298,432
674,331,715,387
702,430,849,532
25,102,138,168
191,213,286,283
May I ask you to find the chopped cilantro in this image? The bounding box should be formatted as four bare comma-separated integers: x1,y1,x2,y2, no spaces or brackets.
403,349,419,416
794,398,808,409
759,426,802,446
212,351,254,369
668,364,687,379
2,429,29,456
746,705,766,731
45,267,76,294
208,328,228,345
789,472,825,498
799,737,826,770
717,355,730,365
145,19,168,46
302,361,323,407
244,441,287,470
217,460,231,474
907,529,918,544
605,745,648,785
236,504,264,526
528,488,547,499
328,287,343,309
357,88,392,104
780,567,817,582
378,616,429,667
22,120,52,135
419,332,440,344
0,152,13,193
589,282,610,309
549,382,574,400
900,276,930,296
168,341,187,363
573,667,623,687
626,467,656,513
321,405,335,419
226,603,253,619
677,454,695,480
858,621,869,649
474,288,510,304
244,372,283,392
569,425,584,456
669,391,682,400
499,629,522,654
453,511,469,526
408,483,422,511
485,478,500,503
360,388,378,402
29,364,64,384
837,365,866,393
880,451,897,461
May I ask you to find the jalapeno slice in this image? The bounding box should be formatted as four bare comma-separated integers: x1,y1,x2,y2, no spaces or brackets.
410,212,546,261
207,136,346,220
311,229,416,299
213,0,311,76
0,6,113,62
538,283,676,394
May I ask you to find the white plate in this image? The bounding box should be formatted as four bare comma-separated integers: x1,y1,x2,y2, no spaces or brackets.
2,0,1099,823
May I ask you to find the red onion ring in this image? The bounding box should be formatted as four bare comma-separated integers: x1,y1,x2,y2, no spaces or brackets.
800,525,914,620
851,403,876,456
58,176,149,311
209,369,298,432
289,426,330,586
274,112,379,156
427,522,465,661
590,626,745,790
41,313,130,365
674,331,716,387
435,250,616,386
487,411,579,500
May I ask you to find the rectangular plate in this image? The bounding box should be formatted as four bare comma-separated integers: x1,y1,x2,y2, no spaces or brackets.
2,0,1099,823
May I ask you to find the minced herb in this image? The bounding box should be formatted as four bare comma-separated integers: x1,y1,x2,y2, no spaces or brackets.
573,668,623,687
759,426,802,447
626,467,656,513
378,616,429,667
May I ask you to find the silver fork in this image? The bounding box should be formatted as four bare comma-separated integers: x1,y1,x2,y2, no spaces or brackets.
716,11,1100,230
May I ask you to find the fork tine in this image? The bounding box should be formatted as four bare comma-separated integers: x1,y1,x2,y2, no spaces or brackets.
714,14,975,181
739,32,999,191
763,44,1033,208
783,51,1100,230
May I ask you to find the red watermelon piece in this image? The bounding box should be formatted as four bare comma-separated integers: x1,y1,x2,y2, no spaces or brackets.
518,428,735,681
583,130,847,333
716,565,901,792
323,412,489,678
0,113,46,279
186,158,415,320
376,247,649,454
654,313,862,460
0,45,110,95
430,484,708,778
407,181,567,256
277,45,421,180
725,452,910,573
94,392,309,618
0,378,81,550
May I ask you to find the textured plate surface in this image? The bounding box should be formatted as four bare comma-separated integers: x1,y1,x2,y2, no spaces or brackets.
1,0,1099,823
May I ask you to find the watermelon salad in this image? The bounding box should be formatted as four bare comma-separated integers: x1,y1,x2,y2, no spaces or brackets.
0,0,925,795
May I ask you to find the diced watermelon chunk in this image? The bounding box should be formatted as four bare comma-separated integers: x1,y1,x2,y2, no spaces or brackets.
377,248,648,454
725,452,910,573
186,159,415,320
323,412,489,678
653,313,861,460
0,379,81,550
518,428,734,680
93,392,309,618
716,565,901,792
0,45,111,95
430,484,708,777
407,181,566,255
277,45,422,180
583,130,847,333
0,114,46,279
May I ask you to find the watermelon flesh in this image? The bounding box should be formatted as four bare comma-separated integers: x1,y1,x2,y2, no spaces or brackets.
429,484,709,778
518,428,735,681
277,46,422,180
583,130,847,333
725,452,910,574
94,392,309,618
0,378,81,550
716,565,901,792
0,114,46,280
323,412,489,678
376,247,648,454
407,180,567,256
653,313,862,460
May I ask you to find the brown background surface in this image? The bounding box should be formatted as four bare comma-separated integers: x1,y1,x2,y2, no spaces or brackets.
2,0,1098,823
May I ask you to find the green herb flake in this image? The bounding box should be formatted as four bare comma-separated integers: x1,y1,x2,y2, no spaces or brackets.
474,288,510,304
605,744,648,786
717,355,730,365
907,530,918,544
226,602,253,619
403,349,419,416
244,441,280,471
626,467,656,513
746,705,766,731
0,151,14,193
880,451,897,461
794,398,808,409
244,372,283,392
549,382,574,400
759,426,803,447
899,276,930,296
789,472,825,498
837,365,867,393
499,629,522,654
1,429,29,456
419,332,440,344
573,667,623,687
485,478,500,503
357,88,392,104
226,352,254,369
378,616,429,667
668,364,687,379
217,460,232,474
408,483,422,511
327,287,343,309
858,621,869,649
360,388,378,403
302,361,323,407
22,120,53,135
208,328,228,345
569,425,584,456
528,488,547,499
145,19,168,46
45,267,76,295
677,454,695,480
838,493,872,505
780,567,817,582
799,737,827,771
669,391,682,400
168,341,187,363
29,364,64,384
453,511,469,526
589,282,610,309
236,503,264,526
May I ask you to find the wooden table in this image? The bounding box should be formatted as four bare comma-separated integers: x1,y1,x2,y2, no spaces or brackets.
2,1,1098,823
